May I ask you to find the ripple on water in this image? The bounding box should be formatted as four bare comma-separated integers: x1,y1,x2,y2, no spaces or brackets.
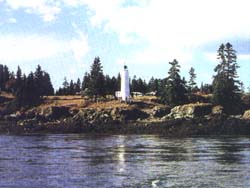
0,135,250,188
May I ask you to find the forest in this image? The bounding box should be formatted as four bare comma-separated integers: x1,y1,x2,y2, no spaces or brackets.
0,42,245,114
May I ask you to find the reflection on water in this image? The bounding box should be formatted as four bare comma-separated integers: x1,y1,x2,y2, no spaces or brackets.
0,134,250,188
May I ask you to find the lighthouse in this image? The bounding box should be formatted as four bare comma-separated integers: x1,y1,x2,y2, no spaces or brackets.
120,65,130,102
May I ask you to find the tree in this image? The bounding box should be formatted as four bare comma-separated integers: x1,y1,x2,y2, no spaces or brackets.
201,83,213,94
116,73,121,91
26,72,40,105
105,75,117,96
15,72,40,106
212,43,241,114
62,77,69,95
69,80,74,95
42,72,54,95
0,65,10,91
34,65,54,96
188,67,197,92
161,59,187,106
215,43,239,80
148,77,160,93
34,65,43,96
131,76,138,92
82,72,90,91
88,57,106,99
75,78,81,93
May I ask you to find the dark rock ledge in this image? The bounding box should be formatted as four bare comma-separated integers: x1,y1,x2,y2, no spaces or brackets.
1,103,250,136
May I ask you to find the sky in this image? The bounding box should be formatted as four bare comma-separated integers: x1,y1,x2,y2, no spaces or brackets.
0,0,250,90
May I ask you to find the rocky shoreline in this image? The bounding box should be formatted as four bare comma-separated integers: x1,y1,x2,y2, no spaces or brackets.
1,102,250,136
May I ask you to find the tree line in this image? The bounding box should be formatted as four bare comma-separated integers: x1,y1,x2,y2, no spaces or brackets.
0,42,243,114
55,57,209,98
0,65,54,106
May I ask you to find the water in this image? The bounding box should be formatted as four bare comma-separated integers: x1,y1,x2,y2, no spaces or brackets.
0,134,250,188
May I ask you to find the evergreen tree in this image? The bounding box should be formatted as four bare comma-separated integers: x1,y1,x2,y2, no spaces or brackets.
15,72,40,106
88,57,106,99
215,43,239,80
105,75,117,96
212,43,241,114
69,80,74,95
62,77,69,95
0,64,10,91
188,67,197,92
0,65,3,91
34,65,54,96
26,72,40,105
148,77,160,93
12,66,23,96
161,59,187,106
34,65,43,96
201,83,213,94
82,72,90,91
75,78,81,93
111,76,118,95
42,72,54,95
116,73,121,91
131,76,139,92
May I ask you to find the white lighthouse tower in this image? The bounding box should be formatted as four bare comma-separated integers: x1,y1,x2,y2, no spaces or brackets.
120,65,130,102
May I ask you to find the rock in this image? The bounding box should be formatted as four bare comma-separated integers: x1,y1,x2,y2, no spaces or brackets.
151,106,171,118
40,106,71,120
73,107,149,124
111,107,149,121
69,108,79,116
242,109,250,119
17,119,38,126
168,103,213,119
24,108,36,119
212,105,223,115
4,113,18,121
230,115,242,119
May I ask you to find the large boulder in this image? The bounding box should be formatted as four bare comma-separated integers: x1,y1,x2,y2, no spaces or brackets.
212,105,224,115
168,103,213,119
111,107,149,121
151,106,171,118
73,108,113,124
242,110,250,119
40,106,71,120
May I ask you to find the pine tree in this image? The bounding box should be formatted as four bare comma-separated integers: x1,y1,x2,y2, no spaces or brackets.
13,66,23,96
82,72,90,91
34,65,43,96
105,75,113,95
116,73,121,91
26,72,40,105
0,65,10,91
16,72,40,106
88,57,106,99
213,42,241,114
34,65,54,96
148,77,159,93
161,59,187,106
69,80,74,95
0,65,3,91
131,76,138,92
75,78,81,93
42,72,54,95
111,76,118,96
188,67,197,92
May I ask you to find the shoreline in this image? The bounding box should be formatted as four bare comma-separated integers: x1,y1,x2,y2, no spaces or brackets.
1,115,250,136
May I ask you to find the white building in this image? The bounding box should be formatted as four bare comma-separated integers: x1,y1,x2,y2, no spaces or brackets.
120,65,130,102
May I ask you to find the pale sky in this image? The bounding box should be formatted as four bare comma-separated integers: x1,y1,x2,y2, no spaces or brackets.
0,0,250,89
